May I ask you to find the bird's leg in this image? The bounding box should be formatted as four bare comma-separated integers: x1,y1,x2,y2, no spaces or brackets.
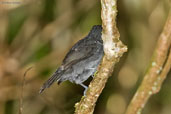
80,83,88,96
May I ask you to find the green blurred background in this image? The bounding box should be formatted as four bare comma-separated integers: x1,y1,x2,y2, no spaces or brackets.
0,0,170,114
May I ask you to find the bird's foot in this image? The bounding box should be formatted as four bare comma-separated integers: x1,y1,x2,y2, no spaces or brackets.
80,83,88,96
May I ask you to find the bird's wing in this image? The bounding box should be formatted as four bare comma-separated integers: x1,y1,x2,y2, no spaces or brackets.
62,38,97,70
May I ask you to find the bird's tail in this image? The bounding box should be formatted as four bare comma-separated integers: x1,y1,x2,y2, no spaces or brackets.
39,69,63,93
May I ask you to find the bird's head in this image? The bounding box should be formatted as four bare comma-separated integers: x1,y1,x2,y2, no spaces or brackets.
88,25,102,41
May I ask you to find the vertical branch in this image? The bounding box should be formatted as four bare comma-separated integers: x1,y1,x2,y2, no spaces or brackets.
74,0,127,114
125,10,171,114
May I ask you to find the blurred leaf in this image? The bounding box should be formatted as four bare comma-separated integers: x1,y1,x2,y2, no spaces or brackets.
26,41,52,63
80,3,101,32
5,6,28,45
70,11,86,31
39,68,54,79
40,0,56,26
5,100,14,114
40,106,49,114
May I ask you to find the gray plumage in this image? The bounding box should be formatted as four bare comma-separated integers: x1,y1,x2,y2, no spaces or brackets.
39,25,104,94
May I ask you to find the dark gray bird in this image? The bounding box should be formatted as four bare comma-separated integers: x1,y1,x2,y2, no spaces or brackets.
39,25,104,94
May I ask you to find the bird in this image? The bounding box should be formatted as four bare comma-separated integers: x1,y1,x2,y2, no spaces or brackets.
39,25,104,95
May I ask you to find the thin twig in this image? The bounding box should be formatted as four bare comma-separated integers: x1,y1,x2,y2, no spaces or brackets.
125,10,171,114
74,0,127,114
19,67,33,114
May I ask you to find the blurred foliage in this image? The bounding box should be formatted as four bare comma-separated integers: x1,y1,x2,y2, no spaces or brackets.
5,6,28,45
0,0,170,114
40,0,56,26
